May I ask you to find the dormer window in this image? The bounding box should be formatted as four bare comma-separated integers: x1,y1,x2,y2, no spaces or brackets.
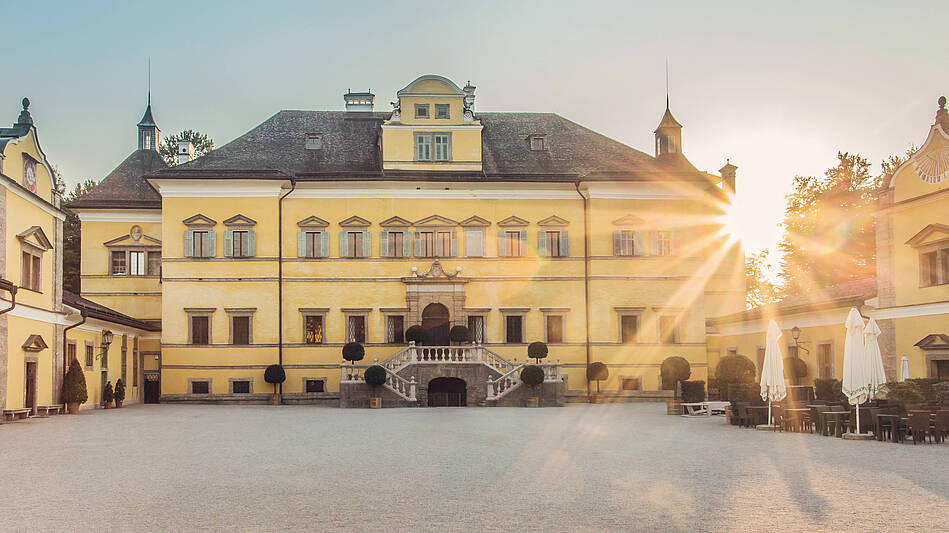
435,104,450,119
529,135,548,151
305,134,323,150
414,104,430,119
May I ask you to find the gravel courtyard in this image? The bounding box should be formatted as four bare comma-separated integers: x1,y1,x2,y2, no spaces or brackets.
1,403,947,532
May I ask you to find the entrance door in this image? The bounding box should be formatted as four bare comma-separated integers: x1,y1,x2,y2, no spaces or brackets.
428,377,467,407
144,374,160,404
24,362,37,412
937,360,949,380
421,303,450,346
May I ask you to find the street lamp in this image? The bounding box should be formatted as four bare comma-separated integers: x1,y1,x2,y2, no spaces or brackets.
98,330,114,360
790,326,809,355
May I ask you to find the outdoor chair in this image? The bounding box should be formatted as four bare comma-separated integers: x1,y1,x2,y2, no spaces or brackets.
906,412,932,444
850,406,874,434
933,411,949,444
736,403,751,428
771,405,785,431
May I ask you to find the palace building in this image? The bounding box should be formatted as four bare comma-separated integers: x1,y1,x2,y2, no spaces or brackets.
68,74,746,406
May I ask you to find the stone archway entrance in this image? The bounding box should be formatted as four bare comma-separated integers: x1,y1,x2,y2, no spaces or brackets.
428,377,466,407
422,303,450,346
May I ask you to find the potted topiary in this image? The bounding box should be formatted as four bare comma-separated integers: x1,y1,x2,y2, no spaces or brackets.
113,378,126,408
364,365,387,408
587,361,609,403
661,356,691,414
680,380,706,403
528,341,548,364
449,325,471,345
520,364,545,407
343,342,365,364
784,357,808,386
102,381,114,409
715,354,757,424
61,358,88,414
405,325,426,346
264,364,286,405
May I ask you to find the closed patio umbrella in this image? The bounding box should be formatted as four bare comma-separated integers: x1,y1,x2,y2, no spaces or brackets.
842,308,869,436
864,318,886,400
899,356,910,382
759,320,786,428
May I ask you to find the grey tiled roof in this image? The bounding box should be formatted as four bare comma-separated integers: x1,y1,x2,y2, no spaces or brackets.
63,291,161,332
67,149,167,209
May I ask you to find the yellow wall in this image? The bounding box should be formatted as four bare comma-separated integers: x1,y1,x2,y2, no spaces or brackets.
64,326,147,409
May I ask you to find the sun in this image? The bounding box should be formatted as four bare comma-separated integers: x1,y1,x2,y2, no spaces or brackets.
715,200,745,246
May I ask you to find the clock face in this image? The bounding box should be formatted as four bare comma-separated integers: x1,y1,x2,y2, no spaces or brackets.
24,160,37,192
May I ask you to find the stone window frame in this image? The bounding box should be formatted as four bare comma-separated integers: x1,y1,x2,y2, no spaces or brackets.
500,308,530,345
916,245,949,287
540,307,570,345
84,341,95,370
529,134,548,151
225,308,256,345
188,378,212,395
185,308,215,345
302,376,327,393
464,308,490,344
654,307,683,344
617,374,643,392
414,103,430,119
434,103,450,119
342,308,371,344
614,307,645,344
816,340,834,379
299,307,328,344
223,214,257,259
460,217,490,258
380,308,409,344
228,377,254,394
120,335,128,386
182,214,217,259
19,242,44,292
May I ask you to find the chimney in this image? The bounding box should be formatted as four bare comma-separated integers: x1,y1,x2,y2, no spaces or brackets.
719,160,737,196
344,89,374,112
177,140,195,165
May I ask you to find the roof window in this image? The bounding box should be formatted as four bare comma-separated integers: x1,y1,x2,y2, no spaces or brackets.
306,134,323,150
529,134,548,151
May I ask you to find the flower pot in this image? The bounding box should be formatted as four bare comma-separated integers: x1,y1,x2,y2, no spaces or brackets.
666,400,681,414
114,400,123,408
66,402,80,415
269,394,282,405
591,395,607,404
526,397,539,407
369,397,382,409
103,402,112,409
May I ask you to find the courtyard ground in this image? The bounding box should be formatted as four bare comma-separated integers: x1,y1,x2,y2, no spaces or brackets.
0,403,946,532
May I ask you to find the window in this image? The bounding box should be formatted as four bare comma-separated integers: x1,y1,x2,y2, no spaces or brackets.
304,315,324,344
386,231,405,257
415,134,431,160
726,347,737,356
20,247,42,291
305,134,323,150
435,231,453,256
132,338,139,387
417,231,435,257
129,251,146,275
386,315,405,343
342,231,368,258
756,347,766,377
467,315,485,344
921,251,940,286
433,134,450,161
621,377,641,391
85,344,94,369
67,343,77,365
347,315,366,343
539,230,567,257
414,104,429,118
817,343,833,379
659,315,678,344
656,231,674,257
787,344,799,359
414,134,450,161
546,315,564,344
191,380,210,394
111,250,127,275
435,104,450,119
191,316,210,345
192,230,210,257
620,315,639,344
232,316,250,345
529,135,547,151
305,379,325,393
231,380,251,394
502,230,525,257
231,230,251,258
615,230,635,256
465,230,484,257
300,230,328,258
505,315,523,344
147,251,161,275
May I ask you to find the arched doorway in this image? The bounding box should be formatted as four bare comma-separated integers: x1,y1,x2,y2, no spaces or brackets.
421,303,450,346
428,377,467,407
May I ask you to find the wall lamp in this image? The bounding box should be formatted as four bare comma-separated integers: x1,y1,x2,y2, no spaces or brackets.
790,326,810,355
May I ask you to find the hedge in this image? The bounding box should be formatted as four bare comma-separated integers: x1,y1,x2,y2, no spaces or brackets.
680,380,706,403
814,378,846,402
449,325,471,344
114,379,126,402
364,365,387,390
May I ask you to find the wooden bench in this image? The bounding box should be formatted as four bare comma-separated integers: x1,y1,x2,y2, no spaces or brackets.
2,408,33,422
35,405,63,417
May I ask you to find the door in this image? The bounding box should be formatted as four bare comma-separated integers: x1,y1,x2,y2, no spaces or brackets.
24,362,37,412
421,303,450,346
937,360,949,380
100,371,108,406
144,374,160,404
428,377,467,407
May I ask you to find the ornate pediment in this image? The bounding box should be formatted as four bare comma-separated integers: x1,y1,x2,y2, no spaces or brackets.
22,334,48,352
414,214,458,227
460,216,491,227
339,215,371,227
538,215,569,227
612,214,646,226
103,233,161,247
182,214,216,227
408,260,463,280
914,334,949,350
498,215,529,227
223,214,257,227
297,216,330,228
905,223,949,247
380,216,412,227
16,226,52,251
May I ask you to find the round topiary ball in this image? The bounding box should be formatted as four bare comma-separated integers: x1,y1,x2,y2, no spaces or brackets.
587,361,609,382
449,325,471,344
660,356,691,390
405,325,427,344
528,341,549,361
715,355,757,385
364,365,387,388
342,342,365,363
520,364,545,388
264,364,287,384
783,357,808,380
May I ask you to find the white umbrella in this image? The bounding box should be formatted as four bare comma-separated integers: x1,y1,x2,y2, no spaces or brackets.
899,356,910,382
864,318,886,400
842,308,869,434
759,320,787,427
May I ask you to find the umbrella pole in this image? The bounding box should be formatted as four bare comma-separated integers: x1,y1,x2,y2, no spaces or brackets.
856,400,860,435
768,397,772,427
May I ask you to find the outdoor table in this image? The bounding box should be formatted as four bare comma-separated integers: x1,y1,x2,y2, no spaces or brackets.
703,401,730,416
680,403,707,416
876,414,903,442
784,408,810,432
820,411,850,437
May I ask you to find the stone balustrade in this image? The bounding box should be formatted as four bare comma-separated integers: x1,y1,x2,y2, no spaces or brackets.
340,363,417,401
486,361,563,400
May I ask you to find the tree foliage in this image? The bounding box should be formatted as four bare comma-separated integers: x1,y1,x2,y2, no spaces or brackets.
586,361,608,393
527,341,548,362
745,250,781,308
660,356,691,390
103,381,114,403
113,378,126,402
715,355,757,386
449,325,471,344
62,178,99,294
342,342,365,363
61,358,88,405
520,365,545,389
405,325,426,344
159,130,214,166
364,365,387,391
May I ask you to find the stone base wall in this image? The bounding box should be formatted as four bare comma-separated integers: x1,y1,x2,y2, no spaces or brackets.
339,382,420,408
490,381,565,407
399,363,498,406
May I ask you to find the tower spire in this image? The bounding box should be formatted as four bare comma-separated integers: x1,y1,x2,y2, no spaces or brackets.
147,57,151,106
665,59,669,110
137,59,159,151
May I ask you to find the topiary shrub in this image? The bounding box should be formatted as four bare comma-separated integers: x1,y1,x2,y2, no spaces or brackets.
521,364,545,390
715,355,756,400
342,342,365,363
680,380,706,403
528,341,548,363
906,378,942,404
61,358,88,408
102,381,114,405
587,361,609,393
883,380,924,408
364,365,387,397
814,378,846,402
783,357,808,385
405,325,426,345
264,364,287,395
113,378,126,404
660,356,691,390
934,381,949,407
449,325,471,344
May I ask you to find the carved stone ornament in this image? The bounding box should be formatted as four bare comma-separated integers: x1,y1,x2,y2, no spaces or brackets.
911,132,949,184
130,225,143,241
412,260,462,279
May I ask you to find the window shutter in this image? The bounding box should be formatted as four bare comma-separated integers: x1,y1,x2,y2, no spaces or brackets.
414,231,422,257
403,232,411,258
183,230,193,257
537,230,548,257
450,231,458,257
633,231,644,256
320,232,329,258
361,231,371,258
339,231,348,258
207,231,216,258
380,230,389,257
650,231,659,256
223,230,234,257
519,230,527,257
560,230,569,257
248,230,256,257
497,231,507,257
297,231,306,257
613,230,621,256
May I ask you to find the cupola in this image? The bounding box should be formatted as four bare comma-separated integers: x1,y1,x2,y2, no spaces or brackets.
344,89,375,112
137,95,160,152
654,100,683,159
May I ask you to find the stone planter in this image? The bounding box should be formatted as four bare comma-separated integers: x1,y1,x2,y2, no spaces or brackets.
525,397,539,407
66,402,80,415
103,402,112,409
591,395,607,404
114,400,123,408
269,394,281,405
369,397,382,409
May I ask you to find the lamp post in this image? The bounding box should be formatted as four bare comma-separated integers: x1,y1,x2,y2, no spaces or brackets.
790,326,810,356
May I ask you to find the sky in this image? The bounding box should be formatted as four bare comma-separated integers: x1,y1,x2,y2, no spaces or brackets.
5,0,949,260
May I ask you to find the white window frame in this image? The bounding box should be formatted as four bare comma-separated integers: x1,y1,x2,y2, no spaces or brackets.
464,229,484,257
656,230,674,257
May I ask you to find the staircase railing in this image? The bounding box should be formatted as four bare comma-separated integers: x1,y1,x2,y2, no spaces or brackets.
339,363,417,401
377,343,520,375
486,361,563,401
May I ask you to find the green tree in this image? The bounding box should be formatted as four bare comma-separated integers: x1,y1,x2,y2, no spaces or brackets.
159,130,214,166
62,178,99,294
745,250,781,308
